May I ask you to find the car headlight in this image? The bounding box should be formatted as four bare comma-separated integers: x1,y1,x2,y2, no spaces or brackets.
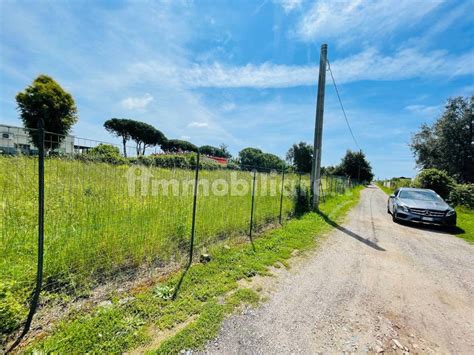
446,209,456,216
398,203,409,212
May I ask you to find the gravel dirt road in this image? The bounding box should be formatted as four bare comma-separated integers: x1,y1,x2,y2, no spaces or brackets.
204,186,474,354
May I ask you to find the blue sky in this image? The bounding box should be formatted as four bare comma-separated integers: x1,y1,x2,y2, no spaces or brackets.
1,0,473,178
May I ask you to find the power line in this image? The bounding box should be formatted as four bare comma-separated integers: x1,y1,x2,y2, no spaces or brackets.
327,60,361,151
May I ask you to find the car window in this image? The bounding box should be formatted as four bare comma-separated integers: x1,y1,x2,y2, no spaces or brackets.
399,190,441,201
394,189,399,196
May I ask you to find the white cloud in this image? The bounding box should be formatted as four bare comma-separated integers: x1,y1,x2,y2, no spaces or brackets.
129,47,472,89
275,0,302,13
405,104,441,116
188,121,209,128
121,93,154,110
222,102,236,112
296,0,442,43
328,47,474,83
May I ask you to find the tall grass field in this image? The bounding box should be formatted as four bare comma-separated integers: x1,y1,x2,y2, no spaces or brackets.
0,155,354,337
0,156,350,340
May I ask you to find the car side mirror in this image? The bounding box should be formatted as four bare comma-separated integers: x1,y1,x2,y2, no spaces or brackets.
390,194,395,198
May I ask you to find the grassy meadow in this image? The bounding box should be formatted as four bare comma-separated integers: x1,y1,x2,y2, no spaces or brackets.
1,155,352,337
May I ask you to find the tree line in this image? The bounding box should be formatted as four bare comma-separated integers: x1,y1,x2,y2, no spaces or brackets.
410,96,473,184
14,74,375,177
286,142,374,182
103,118,233,159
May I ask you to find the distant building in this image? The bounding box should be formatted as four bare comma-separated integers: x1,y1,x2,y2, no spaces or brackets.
207,156,228,165
0,124,88,155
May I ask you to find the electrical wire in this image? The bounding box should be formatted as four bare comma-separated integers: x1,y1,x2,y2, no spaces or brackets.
327,60,361,151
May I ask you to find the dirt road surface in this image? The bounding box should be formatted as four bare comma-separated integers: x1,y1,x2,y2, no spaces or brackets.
204,186,474,354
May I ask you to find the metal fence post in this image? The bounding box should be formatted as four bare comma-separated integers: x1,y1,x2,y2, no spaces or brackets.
278,168,285,224
172,150,200,300
319,179,325,203
249,170,257,250
188,150,200,266
8,119,45,352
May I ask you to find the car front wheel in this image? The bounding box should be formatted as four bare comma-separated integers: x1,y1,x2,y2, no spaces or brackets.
392,208,398,223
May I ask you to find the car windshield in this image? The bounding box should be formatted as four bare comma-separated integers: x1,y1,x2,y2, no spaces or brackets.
399,190,441,201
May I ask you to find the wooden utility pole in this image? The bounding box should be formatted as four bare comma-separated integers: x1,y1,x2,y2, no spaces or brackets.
311,44,328,209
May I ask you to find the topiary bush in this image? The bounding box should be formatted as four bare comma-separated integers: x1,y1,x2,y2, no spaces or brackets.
412,168,455,199
449,184,474,208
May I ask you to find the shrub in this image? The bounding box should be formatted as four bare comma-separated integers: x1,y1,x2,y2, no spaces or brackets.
412,168,455,199
136,155,154,167
226,161,240,170
449,184,474,208
390,178,412,190
294,185,311,216
82,144,127,165
188,155,222,170
153,155,189,169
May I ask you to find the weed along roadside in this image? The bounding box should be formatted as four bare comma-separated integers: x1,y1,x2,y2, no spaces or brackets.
24,187,363,353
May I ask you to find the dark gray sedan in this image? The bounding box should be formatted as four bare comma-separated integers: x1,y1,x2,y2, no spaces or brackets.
387,187,456,226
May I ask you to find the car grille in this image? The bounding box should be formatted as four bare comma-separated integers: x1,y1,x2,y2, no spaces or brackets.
409,208,445,217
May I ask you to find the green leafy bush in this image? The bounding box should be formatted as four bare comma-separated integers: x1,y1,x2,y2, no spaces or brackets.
186,155,222,170
152,155,190,169
449,184,474,208
136,155,154,166
412,168,455,199
226,161,240,170
390,178,412,190
294,185,311,216
82,144,127,165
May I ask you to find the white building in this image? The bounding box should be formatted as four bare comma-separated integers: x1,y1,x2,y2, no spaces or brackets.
0,124,78,155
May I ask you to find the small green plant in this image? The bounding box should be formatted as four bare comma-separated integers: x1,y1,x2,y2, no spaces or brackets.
0,281,27,335
153,284,174,301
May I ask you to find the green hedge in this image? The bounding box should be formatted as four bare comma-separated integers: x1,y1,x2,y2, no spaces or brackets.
449,184,474,209
78,144,128,165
